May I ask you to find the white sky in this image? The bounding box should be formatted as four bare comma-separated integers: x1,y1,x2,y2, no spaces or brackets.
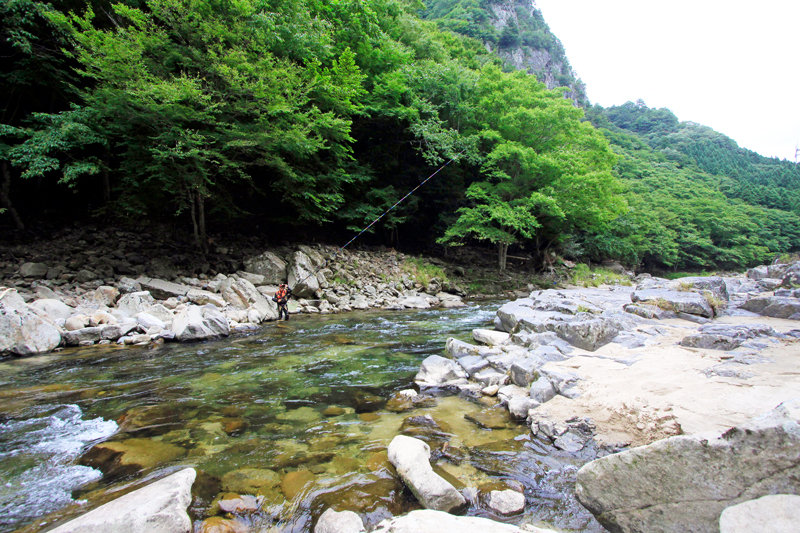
534,0,800,161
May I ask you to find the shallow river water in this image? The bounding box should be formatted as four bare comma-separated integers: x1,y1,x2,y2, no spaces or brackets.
0,302,602,533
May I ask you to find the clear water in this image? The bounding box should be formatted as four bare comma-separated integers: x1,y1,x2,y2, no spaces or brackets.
0,303,603,533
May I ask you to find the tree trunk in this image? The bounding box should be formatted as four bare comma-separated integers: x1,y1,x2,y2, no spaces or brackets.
101,150,111,203
0,161,24,230
190,190,200,248
498,242,508,271
197,190,207,254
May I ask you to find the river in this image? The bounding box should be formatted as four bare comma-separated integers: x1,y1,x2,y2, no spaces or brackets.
0,302,602,533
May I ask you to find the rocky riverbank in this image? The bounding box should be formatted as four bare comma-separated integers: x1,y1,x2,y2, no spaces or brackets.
410,258,800,531
0,230,485,357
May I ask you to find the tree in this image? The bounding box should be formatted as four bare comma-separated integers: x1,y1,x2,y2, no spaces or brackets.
438,66,624,269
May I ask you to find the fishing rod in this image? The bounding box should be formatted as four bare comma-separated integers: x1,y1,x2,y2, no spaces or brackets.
291,149,467,291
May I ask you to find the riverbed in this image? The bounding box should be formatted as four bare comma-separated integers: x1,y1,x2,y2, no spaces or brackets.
0,303,603,533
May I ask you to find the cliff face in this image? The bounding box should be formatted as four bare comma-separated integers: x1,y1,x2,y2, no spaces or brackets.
423,0,586,104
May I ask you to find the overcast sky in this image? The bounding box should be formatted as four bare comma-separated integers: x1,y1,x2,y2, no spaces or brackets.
534,0,800,161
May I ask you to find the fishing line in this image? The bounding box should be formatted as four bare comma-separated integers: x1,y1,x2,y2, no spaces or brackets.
293,149,467,290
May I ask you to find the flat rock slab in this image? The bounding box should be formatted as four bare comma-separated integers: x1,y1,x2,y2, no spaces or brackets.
136,277,192,300
575,398,800,533
47,468,196,533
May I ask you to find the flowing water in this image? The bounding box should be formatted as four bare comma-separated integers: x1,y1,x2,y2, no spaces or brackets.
0,303,602,533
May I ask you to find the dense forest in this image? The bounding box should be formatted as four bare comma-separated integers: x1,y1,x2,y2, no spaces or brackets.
1,0,798,272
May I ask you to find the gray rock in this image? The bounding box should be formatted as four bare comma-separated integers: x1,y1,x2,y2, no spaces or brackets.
457,355,489,377
63,326,103,346
487,489,525,515
623,303,675,320
509,358,540,388
117,291,156,317
507,396,539,420
631,289,714,318
474,368,508,387
235,270,265,287
446,338,481,358
244,251,287,285
220,277,278,321
0,289,62,355
548,318,622,351
172,305,230,342
137,312,166,331
739,296,772,314
186,288,225,307
288,250,321,298
575,398,800,533
117,277,142,294
472,329,510,346
93,286,120,307
398,296,432,309
746,266,769,280
415,355,468,388
315,508,365,533
762,298,800,319
529,377,556,404
540,369,581,396
30,299,73,321
372,509,550,533
75,269,97,283
387,436,466,513
719,494,800,533
20,262,49,278
46,468,195,533
681,334,742,351
698,323,778,339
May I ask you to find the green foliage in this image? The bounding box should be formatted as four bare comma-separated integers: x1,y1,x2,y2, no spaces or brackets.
570,264,630,287
579,103,800,271
401,257,448,289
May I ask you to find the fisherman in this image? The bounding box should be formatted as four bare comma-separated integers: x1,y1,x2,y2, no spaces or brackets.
273,283,292,321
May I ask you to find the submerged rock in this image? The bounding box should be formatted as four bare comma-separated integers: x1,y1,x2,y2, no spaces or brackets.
371,509,557,532
315,508,366,533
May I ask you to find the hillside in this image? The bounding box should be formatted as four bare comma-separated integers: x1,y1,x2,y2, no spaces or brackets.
1,0,797,274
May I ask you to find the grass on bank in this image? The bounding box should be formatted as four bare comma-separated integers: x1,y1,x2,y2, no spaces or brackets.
402,257,448,291
571,264,632,288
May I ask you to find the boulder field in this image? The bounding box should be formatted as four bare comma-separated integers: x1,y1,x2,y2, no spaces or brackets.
410,259,800,532
1,245,467,357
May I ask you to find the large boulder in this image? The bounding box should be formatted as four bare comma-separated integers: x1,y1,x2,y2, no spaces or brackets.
631,289,714,318
575,398,800,533
0,289,61,355
19,262,49,278
371,510,556,533
29,298,74,321
243,251,288,285
172,305,230,342
288,250,322,298
137,277,192,300
387,435,466,513
219,277,278,321
547,318,621,352
117,291,156,317
46,468,195,533
415,355,468,388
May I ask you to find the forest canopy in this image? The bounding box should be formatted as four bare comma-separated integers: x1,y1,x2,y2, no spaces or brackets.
1,0,798,270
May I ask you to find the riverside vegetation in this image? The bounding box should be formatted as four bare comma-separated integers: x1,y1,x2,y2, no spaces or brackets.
2,0,798,272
